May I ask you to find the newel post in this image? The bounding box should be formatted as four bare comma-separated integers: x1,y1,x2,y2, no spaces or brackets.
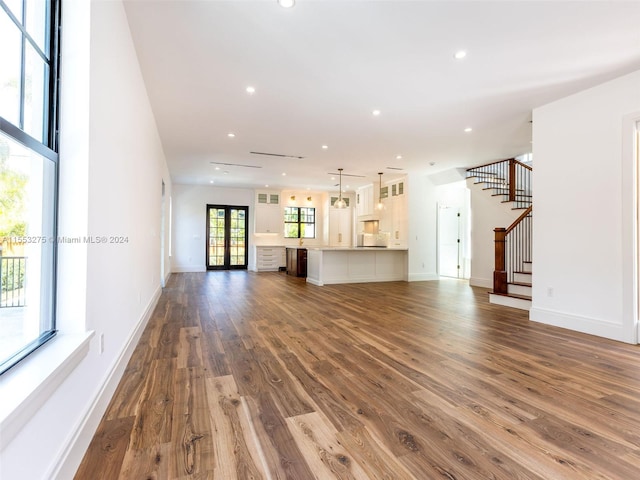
494,227,508,294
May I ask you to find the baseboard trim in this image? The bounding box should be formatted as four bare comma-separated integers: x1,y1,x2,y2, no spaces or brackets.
469,277,492,288
50,285,162,480
173,266,206,273
408,273,439,282
529,306,634,344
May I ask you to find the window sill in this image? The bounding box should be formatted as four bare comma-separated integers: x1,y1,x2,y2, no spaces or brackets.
0,331,94,450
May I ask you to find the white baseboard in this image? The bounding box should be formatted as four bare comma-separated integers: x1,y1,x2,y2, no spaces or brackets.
407,273,439,282
173,265,206,273
469,276,492,288
50,286,162,480
529,306,634,344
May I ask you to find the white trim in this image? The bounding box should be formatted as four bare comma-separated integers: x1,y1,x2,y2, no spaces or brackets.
622,112,640,344
469,276,492,288
408,273,439,282
47,286,162,479
172,265,206,273
530,307,630,343
0,331,94,451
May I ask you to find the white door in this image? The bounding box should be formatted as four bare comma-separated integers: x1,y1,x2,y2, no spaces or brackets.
438,205,461,278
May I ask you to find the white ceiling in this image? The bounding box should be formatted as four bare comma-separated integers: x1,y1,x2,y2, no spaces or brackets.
123,0,640,193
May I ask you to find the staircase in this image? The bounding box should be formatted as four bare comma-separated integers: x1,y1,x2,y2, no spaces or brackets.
467,158,532,310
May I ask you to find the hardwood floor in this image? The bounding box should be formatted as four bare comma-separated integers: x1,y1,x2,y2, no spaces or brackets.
75,272,640,479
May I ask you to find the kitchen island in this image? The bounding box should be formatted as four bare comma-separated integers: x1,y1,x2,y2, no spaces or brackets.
306,247,408,286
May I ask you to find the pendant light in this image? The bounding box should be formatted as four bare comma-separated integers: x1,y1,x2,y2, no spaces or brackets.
335,168,347,209
376,172,385,210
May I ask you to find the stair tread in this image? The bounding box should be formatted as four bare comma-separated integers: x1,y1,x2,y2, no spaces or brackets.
510,281,532,287
513,270,532,275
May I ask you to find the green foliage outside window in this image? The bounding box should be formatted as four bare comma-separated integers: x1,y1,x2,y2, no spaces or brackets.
284,207,315,238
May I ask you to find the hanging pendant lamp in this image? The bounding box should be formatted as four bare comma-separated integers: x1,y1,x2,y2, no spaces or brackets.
335,168,347,208
376,172,385,210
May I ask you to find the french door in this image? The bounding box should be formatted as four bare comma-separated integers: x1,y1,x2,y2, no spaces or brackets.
206,205,248,270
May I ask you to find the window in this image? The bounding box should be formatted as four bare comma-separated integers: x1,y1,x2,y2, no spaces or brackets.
284,207,315,239
0,0,61,374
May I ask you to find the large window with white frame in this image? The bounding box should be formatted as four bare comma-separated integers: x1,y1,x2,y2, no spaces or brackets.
0,0,61,374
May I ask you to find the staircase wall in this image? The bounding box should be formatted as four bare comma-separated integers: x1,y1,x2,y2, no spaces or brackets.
531,68,640,344
467,179,525,288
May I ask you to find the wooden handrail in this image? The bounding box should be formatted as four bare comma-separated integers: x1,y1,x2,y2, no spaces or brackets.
466,157,531,173
505,206,532,234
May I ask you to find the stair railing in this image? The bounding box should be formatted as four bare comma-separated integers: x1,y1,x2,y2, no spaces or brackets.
493,206,532,294
467,158,532,208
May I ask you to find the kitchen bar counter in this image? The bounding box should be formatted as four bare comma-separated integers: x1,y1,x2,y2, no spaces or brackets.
306,247,408,286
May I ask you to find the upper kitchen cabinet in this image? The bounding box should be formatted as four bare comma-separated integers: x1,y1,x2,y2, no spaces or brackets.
255,190,282,234
256,191,280,205
387,179,408,247
356,184,377,220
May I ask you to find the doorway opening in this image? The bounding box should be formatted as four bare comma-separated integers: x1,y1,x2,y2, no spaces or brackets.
206,205,249,270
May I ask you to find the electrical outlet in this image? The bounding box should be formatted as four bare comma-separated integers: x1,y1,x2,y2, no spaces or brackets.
547,287,554,297
99,333,104,354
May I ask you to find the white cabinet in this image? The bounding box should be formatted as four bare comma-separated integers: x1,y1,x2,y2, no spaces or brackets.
255,204,282,233
255,246,285,271
255,190,282,233
388,183,408,247
256,191,280,205
329,207,352,247
356,184,374,218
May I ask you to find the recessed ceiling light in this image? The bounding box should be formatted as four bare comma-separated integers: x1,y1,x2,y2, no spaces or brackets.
396,155,403,160
227,132,236,138
322,145,328,150
278,0,295,8
246,86,255,94
454,50,467,60
464,127,473,133
215,167,220,171
265,184,269,187
372,109,381,116
282,172,286,176
210,180,214,184
429,161,436,166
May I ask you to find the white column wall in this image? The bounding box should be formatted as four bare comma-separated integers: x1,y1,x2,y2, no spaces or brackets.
531,69,640,343
407,174,438,281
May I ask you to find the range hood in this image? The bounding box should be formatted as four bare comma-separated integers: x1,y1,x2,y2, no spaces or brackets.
357,213,380,222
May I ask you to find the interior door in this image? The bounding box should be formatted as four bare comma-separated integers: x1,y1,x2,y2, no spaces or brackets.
206,205,248,270
438,205,461,278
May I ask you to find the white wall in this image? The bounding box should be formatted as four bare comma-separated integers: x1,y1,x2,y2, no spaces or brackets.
531,69,640,343
172,184,254,272
0,1,172,478
467,180,523,288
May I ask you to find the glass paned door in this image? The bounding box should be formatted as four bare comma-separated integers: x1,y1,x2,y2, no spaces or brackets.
206,205,248,270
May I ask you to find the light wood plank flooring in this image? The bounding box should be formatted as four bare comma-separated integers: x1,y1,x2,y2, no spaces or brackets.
75,272,640,479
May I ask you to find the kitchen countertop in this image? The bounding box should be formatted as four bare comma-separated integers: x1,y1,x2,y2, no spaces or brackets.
307,246,408,251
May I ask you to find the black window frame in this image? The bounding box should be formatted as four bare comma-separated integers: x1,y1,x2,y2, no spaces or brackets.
284,206,316,239
0,0,61,375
